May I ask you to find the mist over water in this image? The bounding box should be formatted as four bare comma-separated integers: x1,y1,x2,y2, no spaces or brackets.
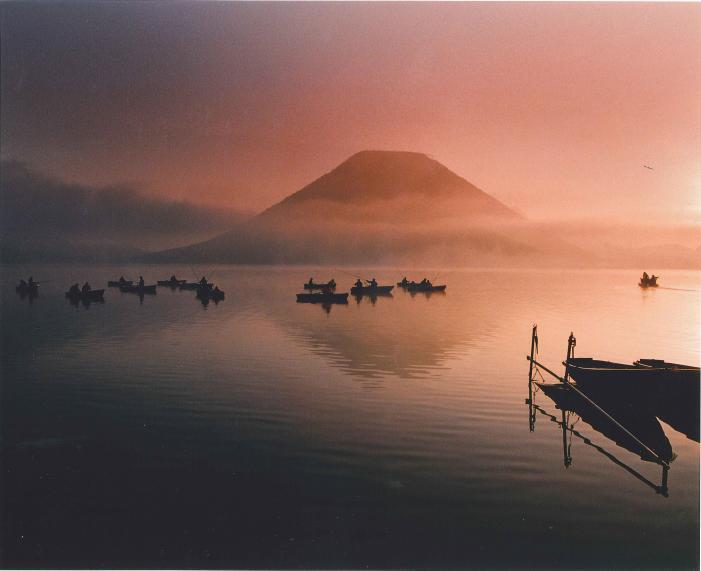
1,265,698,568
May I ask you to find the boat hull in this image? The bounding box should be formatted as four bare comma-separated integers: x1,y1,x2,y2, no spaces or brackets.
350,285,394,295
108,280,133,287
407,284,447,292
119,284,157,294
296,292,348,304
65,289,105,301
157,279,186,286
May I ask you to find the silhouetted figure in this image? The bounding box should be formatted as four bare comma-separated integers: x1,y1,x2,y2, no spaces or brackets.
170,275,176,281
69,283,80,295
82,282,91,294
308,277,314,285
329,279,336,288
19,279,27,288
139,276,145,287
355,279,363,288
199,276,208,286
119,275,127,284
28,276,35,287
642,272,649,281
401,277,408,286
367,278,378,288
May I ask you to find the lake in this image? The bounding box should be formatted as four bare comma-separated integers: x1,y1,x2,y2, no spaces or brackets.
1,266,699,568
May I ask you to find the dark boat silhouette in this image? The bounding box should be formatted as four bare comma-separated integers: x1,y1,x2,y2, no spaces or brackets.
16,282,39,295
196,286,225,301
565,357,699,400
157,278,187,287
407,283,446,292
303,280,336,291
639,276,659,288
65,288,105,301
537,382,674,464
119,284,157,295
108,279,133,287
179,282,213,291
350,284,394,295
296,292,348,304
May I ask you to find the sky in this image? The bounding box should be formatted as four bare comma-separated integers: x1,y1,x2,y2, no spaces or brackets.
1,2,700,223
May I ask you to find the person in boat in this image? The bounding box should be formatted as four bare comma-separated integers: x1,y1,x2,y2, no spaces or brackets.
199,276,208,286
355,279,363,288
329,279,336,288
642,271,649,282
82,282,91,294
366,278,378,288
69,283,80,295
138,275,144,288
401,277,408,286
19,278,28,288
119,275,127,284
28,276,35,287
308,277,314,286
170,275,177,282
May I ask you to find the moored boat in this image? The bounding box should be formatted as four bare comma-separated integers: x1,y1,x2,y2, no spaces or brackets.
16,282,39,294
179,282,213,290
296,292,348,304
196,286,225,300
564,357,699,400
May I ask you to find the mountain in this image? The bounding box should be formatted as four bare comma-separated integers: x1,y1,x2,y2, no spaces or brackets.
255,150,520,227
0,160,251,262
152,151,538,265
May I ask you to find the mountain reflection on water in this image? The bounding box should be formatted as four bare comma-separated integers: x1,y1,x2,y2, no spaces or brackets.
1,266,699,569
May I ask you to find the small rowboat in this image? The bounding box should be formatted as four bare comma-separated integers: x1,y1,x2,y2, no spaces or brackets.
304,281,336,290
179,282,213,291
296,292,348,304
350,285,394,295
120,284,157,294
407,283,446,292
65,289,105,301
108,280,133,287
16,283,39,294
639,279,659,288
157,278,187,287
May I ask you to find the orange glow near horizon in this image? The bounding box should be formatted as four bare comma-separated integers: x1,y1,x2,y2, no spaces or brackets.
1,2,700,223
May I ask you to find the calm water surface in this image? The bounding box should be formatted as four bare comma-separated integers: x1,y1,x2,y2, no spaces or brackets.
1,266,699,568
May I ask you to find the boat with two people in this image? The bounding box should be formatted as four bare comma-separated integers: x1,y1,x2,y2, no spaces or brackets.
304,278,337,291
406,278,446,293
196,284,225,301
108,276,133,287
66,282,105,302
350,278,394,296
180,276,214,291
120,276,157,295
639,272,659,288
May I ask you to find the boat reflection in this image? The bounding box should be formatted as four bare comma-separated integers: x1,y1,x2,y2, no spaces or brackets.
528,382,680,496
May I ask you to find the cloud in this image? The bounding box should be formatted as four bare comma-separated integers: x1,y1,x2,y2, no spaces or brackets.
0,160,248,244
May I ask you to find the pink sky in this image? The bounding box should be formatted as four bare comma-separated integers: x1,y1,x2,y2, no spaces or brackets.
2,2,700,222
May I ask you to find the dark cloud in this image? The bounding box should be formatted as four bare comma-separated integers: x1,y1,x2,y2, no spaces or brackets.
0,159,248,245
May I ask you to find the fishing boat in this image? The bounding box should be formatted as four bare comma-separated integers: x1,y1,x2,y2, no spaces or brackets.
350,284,394,295
564,357,699,399
108,279,133,287
296,292,348,304
179,282,213,291
407,283,446,292
119,284,157,294
16,282,39,294
157,278,187,287
196,286,225,301
303,280,336,291
639,274,659,288
65,288,105,301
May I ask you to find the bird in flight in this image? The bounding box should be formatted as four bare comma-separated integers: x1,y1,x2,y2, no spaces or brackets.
643,165,654,170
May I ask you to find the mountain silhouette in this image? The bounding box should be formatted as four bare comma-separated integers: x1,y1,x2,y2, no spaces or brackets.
152,151,534,264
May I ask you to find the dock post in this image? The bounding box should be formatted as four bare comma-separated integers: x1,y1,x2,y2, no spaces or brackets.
564,332,576,383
